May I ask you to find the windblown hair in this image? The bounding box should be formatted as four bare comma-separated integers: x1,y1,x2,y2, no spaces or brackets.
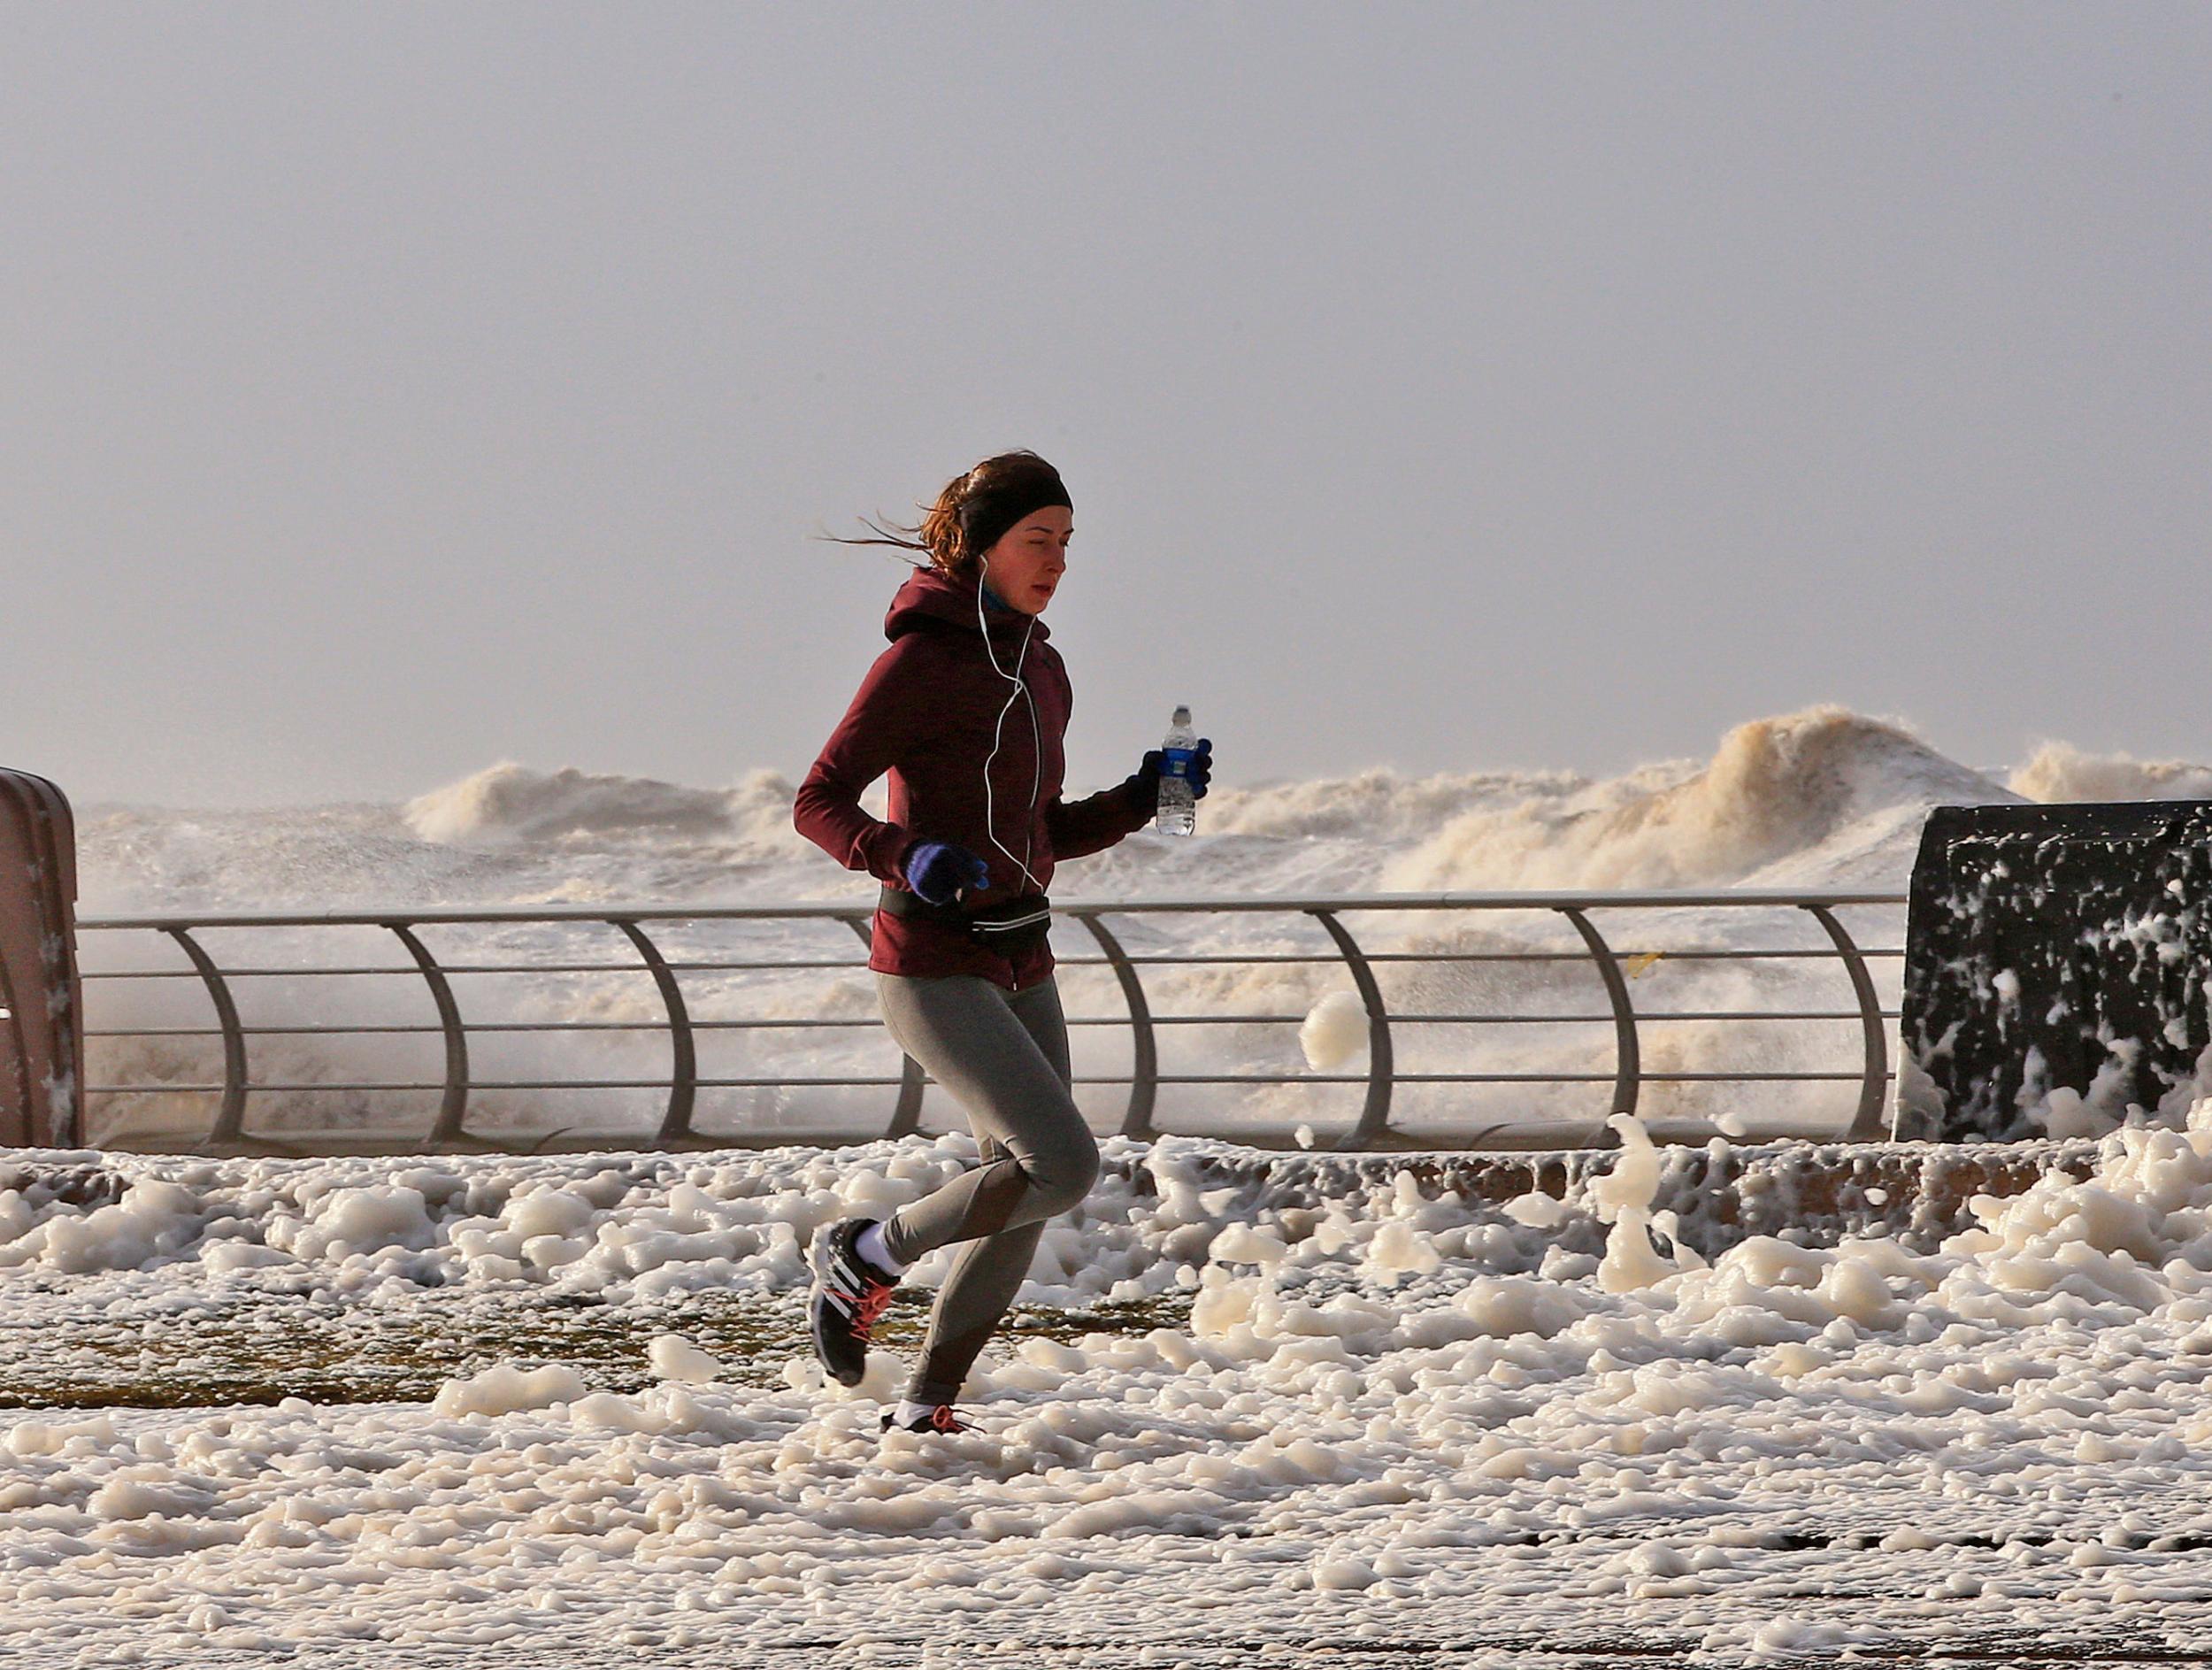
821,450,1066,584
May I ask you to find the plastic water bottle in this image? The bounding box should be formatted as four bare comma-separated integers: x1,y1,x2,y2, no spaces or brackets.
1156,705,1198,837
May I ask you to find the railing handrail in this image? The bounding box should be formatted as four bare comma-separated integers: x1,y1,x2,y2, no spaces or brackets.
71,888,1911,1153
75,887,1907,932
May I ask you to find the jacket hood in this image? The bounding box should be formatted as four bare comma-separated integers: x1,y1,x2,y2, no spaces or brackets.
883,564,1051,645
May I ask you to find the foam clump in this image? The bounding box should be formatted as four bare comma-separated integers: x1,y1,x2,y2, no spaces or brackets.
1590,1113,1684,1293
287,1185,439,1259
1939,1096,2212,1312
1299,991,1369,1071
646,1334,723,1384
431,1363,588,1418
2039,1086,2120,1141
0,1178,203,1276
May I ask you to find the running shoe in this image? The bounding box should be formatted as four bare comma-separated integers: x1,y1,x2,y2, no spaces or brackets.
880,1402,974,1435
807,1216,897,1387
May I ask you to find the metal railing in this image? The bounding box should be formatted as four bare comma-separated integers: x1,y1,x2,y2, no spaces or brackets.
74,889,1908,1153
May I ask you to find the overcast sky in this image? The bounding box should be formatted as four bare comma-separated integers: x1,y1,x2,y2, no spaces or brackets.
4,3,2207,807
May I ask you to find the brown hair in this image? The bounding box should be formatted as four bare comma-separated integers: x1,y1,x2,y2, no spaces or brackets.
821,450,1070,584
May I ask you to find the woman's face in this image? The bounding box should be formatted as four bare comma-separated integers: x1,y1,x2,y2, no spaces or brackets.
979,506,1071,615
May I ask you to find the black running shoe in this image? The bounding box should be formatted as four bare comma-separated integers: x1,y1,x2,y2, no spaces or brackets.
880,1403,974,1435
807,1217,897,1387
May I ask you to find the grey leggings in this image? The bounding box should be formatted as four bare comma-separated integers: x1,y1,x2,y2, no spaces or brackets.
874,972,1101,1405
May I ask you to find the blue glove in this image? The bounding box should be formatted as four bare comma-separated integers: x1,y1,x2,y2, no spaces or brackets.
905,840,991,906
1136,737,1212,814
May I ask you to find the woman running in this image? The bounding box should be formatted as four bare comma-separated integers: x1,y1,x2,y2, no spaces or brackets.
792,450,1212,1436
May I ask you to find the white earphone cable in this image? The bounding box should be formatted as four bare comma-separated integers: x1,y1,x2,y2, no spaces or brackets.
976,566,1043,894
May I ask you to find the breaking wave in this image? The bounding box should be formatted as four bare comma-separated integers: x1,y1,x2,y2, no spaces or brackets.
1377,706,2015,894
404,762,812,858
85,706,2182,915
2009,742,2212,805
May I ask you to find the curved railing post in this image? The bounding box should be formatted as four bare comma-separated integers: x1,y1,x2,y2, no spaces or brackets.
163,927,248,1147
386,924,471,1145
1557,906,1639,1129
1802,904,1890,1141
1076,912,1158,1138
1308,909,1394,1148
842,917,926,1137
611,919,697,1145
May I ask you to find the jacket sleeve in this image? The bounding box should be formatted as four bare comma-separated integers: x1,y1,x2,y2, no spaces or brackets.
792,640,931,885
1045,771,1157,862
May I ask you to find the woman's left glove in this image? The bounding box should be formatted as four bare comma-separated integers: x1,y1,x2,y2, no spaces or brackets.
1133,737,1212,815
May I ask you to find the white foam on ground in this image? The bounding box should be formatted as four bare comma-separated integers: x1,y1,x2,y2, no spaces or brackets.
3,1112,2212,1659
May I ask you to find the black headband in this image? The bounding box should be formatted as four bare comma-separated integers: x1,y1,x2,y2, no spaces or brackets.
959,473,1071,564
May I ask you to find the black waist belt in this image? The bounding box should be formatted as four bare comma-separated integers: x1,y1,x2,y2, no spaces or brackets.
878,886,1053,958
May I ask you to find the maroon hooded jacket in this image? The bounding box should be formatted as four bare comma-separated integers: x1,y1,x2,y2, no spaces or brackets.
792,565,1155,990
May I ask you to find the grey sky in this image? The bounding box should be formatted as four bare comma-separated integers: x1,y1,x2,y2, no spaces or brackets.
4,3,2207,808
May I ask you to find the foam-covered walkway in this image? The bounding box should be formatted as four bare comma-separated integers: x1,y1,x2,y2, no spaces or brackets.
4,1106,2212,1663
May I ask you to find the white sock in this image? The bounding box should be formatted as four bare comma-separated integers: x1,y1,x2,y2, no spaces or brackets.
856,1220,905,1278
888,1400,938,1428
